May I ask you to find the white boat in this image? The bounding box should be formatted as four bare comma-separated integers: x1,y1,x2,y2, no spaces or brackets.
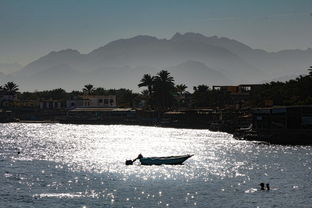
139,154,193,165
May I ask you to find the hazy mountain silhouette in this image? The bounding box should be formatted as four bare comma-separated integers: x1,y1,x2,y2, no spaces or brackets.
169,60,231,87
8,33,312,91
261,74,303,84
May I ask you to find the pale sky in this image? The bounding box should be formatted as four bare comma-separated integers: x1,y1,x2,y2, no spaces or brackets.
0,0,312,67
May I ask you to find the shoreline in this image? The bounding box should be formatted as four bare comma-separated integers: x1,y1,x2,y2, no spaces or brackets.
5,119,311,145
11,119,222,131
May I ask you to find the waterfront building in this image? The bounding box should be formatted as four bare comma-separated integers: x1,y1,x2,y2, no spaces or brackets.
40,99,65,109
212,84,262,95
212,84,262,108
252,105,312,144
66,95,117,108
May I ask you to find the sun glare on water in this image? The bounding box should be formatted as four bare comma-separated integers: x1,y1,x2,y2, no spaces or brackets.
1,123,312,207
2,123,244,179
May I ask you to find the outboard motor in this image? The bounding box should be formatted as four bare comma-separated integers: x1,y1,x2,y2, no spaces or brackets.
125,160,133,165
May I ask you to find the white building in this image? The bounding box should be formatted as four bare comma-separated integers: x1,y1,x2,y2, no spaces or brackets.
67,95,117,108
40,100,64,109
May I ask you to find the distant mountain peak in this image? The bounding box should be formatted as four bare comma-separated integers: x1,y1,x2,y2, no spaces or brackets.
89,35,160,55
171,32,208,41
107,35,159,45
129,35,159,41
170,32,254,52
48,49,81,56
12,32,312,91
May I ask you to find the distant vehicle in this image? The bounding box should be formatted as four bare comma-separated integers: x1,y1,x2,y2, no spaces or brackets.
126,154,193,165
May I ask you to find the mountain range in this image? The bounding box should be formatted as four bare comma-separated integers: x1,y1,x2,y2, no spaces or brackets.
1,32,312,91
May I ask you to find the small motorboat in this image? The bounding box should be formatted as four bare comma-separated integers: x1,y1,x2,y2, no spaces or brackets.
126,154,193,165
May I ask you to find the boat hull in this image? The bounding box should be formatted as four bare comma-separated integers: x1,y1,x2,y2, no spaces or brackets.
139,154,193,165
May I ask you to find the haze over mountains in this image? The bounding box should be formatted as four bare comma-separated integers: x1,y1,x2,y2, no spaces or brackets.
1,32,312,91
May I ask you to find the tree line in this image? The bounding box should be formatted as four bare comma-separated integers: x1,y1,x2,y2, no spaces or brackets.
250,66,312,106
1,67,312,109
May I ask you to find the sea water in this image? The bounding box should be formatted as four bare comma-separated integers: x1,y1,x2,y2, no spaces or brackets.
0,123,311,208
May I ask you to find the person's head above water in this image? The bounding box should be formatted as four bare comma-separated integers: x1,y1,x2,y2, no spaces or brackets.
260,183,265,190
266,183,270,190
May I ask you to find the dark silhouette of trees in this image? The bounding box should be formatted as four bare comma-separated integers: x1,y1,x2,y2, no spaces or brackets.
176,84,187,96
193,85,209,93
138,70,177,110
138,74,154,96
93,87,106,95
3,82,19,95
116,89,138,108
1,82,19,107
83,84,94,95
140,89,150,98
176,84,189,108
139,89,150,107
70,90,83,96
192,85,234,108
249,69,312,106
19,88,67,101
152,70,176,111
192,85,210,107
19,91,38,101
46,88,67,100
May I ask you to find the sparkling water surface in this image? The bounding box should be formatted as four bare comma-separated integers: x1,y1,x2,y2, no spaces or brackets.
0,123,311,207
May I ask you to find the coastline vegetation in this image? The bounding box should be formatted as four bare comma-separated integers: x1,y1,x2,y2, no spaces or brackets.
1,68,312,110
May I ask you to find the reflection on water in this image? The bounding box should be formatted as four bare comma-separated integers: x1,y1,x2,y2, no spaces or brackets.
0,123,311,207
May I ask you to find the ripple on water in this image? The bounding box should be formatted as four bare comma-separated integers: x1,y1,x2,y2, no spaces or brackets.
0,123,312,208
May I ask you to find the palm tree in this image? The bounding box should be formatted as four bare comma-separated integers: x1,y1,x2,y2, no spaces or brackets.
193,85,210,107
140,89,150,97
154,70,174,86
153,70,176,110
3,82,19,95
175,84,188,109
83,84,94,95
138,74,154,96
193,85,209,92
176,84,187,96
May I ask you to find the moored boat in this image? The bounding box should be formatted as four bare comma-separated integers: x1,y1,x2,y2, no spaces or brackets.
126,154,193,165
139,154,193,165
